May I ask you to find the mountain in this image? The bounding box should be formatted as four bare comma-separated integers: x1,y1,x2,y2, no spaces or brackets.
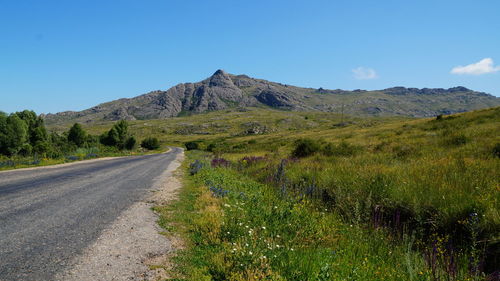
43,70,500,124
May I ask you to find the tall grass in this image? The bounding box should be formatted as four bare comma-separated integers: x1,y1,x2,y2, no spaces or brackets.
165,153,441,280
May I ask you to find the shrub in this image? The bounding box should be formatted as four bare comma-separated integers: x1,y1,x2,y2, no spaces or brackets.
184,141,199,151
206,143,216,152
141,137,160,150
322,141,360,157
392,145,418,158
125,136,136,150
189,160,204,175
292,139,321,158
442,134,468,146
493,143,500,158
206,142,230,154
211,157,231,167
241,156,266,165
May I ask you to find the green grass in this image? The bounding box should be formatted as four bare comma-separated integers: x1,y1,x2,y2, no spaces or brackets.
50,106,499,279
157,151,488,280
144,107,499,280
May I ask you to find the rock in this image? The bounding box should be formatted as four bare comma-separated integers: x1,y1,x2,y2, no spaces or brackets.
42,70,500,125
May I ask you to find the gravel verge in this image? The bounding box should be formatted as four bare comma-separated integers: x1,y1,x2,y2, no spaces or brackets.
55,149,184,281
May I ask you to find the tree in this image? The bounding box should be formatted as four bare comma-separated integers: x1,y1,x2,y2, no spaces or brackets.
0,114,29,156
15,110,48,147
100,120,133,150
141,137,160,150
67,123,87,147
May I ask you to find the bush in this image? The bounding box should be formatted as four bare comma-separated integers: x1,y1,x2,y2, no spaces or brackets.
184,141,199,151
206,142,230,154
322,141,360,157
442,133,468,146
391,145,418,158
493,143,500,158
292,139,321,158
211,157,231,167
189,160,204,175
141,137,160,150
125,136,136,150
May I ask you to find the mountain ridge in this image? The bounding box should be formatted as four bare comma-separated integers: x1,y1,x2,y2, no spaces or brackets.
43,70,500,124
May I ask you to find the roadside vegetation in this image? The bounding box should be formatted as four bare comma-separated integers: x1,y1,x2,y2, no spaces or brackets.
0,110,163,170
152,106,499,280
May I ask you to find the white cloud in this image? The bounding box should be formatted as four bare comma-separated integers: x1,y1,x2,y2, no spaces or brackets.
352,67,378,80
451,58,500,75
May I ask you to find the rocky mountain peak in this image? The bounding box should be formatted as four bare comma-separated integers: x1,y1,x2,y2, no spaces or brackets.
42,70,500,125
209,69,233,87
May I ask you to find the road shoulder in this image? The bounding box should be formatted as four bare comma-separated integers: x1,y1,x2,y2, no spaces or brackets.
56,149,184,281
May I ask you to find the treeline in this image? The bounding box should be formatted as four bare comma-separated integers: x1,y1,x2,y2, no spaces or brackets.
0,110,160,159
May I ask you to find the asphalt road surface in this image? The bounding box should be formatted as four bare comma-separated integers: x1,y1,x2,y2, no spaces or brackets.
0,148,182,281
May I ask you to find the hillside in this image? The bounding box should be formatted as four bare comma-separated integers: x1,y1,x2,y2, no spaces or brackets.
146,106,500,280
43,70,500,125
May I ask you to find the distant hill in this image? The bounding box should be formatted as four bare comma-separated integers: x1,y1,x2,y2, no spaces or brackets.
43,70,500,125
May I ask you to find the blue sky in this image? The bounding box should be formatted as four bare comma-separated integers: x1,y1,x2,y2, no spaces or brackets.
1,0,499,114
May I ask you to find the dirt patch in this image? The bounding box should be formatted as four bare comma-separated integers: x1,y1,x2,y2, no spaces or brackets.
56,150,184,281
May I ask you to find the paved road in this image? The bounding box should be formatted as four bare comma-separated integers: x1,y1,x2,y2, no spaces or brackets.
0,148,182,281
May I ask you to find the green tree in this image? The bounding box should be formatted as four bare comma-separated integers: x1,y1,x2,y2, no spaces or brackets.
67,123,87,147
100,127,119,146
100,120,133,150
15,110,48,145
0,114,29,156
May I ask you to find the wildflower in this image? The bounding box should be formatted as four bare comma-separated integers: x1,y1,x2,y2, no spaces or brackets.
276,235,280,238
274,206,278,209
249,251,253,255
233,248,237,251
262,226,266,230
291,248,294,251
227,232,230,234
245,243,249,247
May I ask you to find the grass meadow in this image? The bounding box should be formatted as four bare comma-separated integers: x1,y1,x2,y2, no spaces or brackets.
143,106,499,280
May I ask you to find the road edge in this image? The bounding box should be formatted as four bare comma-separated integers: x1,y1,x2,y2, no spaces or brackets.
55,147,184,281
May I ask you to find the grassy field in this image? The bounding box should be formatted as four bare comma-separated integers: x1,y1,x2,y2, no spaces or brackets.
133,106,499,280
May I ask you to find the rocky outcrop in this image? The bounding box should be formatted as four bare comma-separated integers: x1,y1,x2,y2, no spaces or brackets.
43,70,500,125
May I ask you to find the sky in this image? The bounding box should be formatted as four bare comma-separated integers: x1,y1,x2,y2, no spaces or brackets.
1,0,499,114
